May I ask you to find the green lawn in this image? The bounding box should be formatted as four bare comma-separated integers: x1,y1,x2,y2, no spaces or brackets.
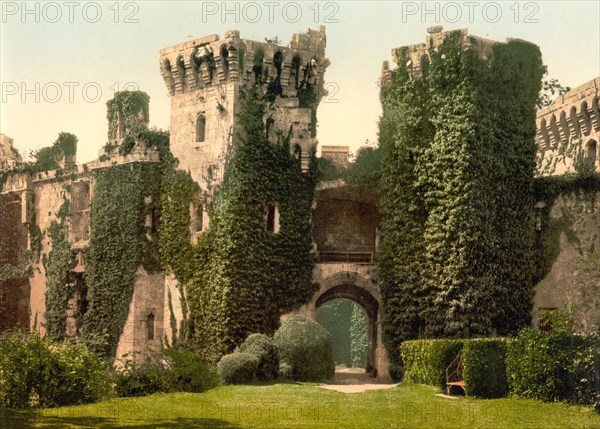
2,382,598,428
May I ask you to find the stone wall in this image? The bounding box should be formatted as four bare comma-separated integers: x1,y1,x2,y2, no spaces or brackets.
533,191,600,332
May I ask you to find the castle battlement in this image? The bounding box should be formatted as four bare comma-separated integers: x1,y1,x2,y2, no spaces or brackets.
159,27,329,101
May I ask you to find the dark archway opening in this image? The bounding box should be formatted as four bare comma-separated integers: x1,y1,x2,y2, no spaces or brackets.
315,283,378,375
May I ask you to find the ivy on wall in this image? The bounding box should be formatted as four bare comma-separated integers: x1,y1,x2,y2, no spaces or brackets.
44,199,76,342
378,32,545,376
106,91,150,141
82,128,167,358
159,84,318,362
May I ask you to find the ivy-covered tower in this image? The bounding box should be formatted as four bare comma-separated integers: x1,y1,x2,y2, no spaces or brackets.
378,27,544,376
159,27,329,191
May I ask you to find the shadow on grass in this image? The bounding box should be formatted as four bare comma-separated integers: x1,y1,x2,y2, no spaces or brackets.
1,409,240,428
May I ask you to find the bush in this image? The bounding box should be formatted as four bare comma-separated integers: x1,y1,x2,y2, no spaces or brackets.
0,332,110,408
218,353,259,385
400,339,463,388
462,338,509,398
507,326,599,405
163,348,220,392
237,333,279,381
114,349,219,397
273,316,335,381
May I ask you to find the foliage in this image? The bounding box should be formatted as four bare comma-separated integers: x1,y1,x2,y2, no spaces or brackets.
106,91,150,141
379,32,545,373
316,300,368,368
316,147,381,188
44,199,76,342
400,339,463,388
237,333,279,381
0,332,110,408
217,352,259,385
113,348,219,397
82,161,162,358
350,303,369,368
506,310,599,406
462,338,509,398
537,72,571,109
162,83,318,363
33,132,78,172
273,315,335,381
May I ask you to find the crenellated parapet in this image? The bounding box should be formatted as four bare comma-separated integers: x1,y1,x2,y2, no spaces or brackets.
159,27,329,106
381,26,498,84
536,77,600,175
536,77,600,150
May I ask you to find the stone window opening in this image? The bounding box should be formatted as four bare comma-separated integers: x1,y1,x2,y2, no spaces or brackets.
586,139,597,166
293,144,302,167
292,54,302,89
274,51,283,79
196,113,206,142
265,204,280,233
147,313,155,341
117,113,125,139
176,56,186,87
71,182,91,242
220,44,230,75
190,201,204,234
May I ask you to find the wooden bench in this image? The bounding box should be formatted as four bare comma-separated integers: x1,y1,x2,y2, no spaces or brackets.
445,351,467,395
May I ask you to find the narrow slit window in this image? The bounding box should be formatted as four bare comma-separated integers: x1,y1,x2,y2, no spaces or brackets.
196,113,206,142
266,204,280,233
147,313,155,340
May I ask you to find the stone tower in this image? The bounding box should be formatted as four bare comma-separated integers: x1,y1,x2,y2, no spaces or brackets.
159,27,329,190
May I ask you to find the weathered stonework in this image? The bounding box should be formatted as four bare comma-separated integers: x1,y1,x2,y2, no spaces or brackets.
160,27,329,190
1,27,598,374
536,77,600,176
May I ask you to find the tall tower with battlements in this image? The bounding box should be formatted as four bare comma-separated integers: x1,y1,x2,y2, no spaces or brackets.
159,27,329,190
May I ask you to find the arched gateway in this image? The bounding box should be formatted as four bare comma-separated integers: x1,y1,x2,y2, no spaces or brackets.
283,182,390,379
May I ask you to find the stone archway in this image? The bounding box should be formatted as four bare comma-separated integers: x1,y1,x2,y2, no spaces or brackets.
315,283,378,373
283,268,389,379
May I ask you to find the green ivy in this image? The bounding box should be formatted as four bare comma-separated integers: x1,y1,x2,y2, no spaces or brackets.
160,84,318,362
82,151,164,358
379,32,545,375
44,199,76,342
106,91,150,141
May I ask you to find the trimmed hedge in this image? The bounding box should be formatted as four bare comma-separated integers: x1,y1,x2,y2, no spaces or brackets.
462,338,509,398
237,333,279,381
273,316,335,381
401,338,510,399
400,339,463,388
507,327,599,406
217,352,259,385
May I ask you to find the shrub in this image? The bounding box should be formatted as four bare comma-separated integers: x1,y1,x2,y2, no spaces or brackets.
114,349,219,397
0,332,110,408
273,316,335,381
163,348,220,392
507,326,599,405
113,353,169,397
462,338,509,398
237,333,279,381
218,353,259,385
400,339,463,388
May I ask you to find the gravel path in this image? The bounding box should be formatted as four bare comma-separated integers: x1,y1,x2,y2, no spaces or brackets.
319,368,399,393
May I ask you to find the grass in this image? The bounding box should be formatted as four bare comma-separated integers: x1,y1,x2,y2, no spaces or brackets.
1,381,599,429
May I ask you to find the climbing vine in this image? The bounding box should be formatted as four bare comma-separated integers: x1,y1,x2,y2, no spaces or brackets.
82,129,167,358
160,83,318,362
379,32,544,376
106,91,150,141
44,199,76,342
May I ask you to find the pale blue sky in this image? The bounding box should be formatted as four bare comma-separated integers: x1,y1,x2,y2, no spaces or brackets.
1,1,599,163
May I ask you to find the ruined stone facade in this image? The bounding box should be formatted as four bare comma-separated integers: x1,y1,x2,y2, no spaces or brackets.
1,27,598,378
